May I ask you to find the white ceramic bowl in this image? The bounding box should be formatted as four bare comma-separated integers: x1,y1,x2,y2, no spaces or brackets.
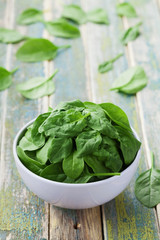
13,119,141,209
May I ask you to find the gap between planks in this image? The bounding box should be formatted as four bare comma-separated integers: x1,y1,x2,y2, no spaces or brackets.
154,0,160,231
42,0,56,239
0,0,15,190
120,0,160,235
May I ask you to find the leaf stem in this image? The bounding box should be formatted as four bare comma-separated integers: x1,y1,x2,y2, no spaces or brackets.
47,69,59,81
58,45,71,49
151,151,154,169
10,67,19,74
112,53,123,63
91,172,120,177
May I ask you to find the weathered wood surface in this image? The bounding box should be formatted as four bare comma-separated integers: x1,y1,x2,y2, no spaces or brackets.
0,0,160,239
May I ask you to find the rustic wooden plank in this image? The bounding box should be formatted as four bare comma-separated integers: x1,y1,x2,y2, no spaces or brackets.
81,0,160,239
50,206,102,240
48,0,103,239
126,0,160,233
0,0,49,239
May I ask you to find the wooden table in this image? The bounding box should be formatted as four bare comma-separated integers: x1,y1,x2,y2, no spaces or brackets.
0,0,160,239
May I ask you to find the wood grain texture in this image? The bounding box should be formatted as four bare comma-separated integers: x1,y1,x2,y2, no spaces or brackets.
48,1,103,240
127,0,160,233
0,0,48,239
81,0,160,239
0,0,160,239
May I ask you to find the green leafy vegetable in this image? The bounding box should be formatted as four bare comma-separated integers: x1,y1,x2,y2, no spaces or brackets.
48,137,73,163
17,8,44,25
98,53,123,73
0,67,18,91
61,4,87,24
17,100,141,183
120,22,142,45
63,151,84,179
135,153,160,208
87,9,109,25
19,128,45,151
17,69,58,99
45,19,80,38
40,163,66,182
17,146,45,175
116,3,137,18
0,28,27,43
99,102,132,131
61,4,109,25
110,66,148,94
16,38,70,62
115,126,141,165
76,130,102,157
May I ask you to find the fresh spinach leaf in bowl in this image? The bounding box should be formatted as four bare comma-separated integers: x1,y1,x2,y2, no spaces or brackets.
16,100,141,183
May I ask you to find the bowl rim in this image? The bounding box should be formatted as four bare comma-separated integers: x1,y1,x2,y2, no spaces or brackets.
13,118,141,188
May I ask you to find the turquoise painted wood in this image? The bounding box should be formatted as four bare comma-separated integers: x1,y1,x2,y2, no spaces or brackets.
0,0,160,239
0,0,48,239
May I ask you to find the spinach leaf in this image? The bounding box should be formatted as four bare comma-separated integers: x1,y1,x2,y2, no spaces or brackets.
17,8,44,25
120,22,142,45
63,151,84,179
17,146,45,175
48,138,73,163
0,28,27,43
19,128,45,151
87,9,109,25
99,102,132,131
16,38,70,62
40,163,66,182
135,153,160,208
98,53,123,73
55,99,85,111
84,155,107,175
39,109,89,138
36,137,52,165
104,145,122,172
45,19,80,38
76,130,102,157
110,66,148,94
17,69,58,99
115,126,141,165
74,165,93,183
116,3,137,18
61,4,87,24
62,5,110,25
31,112,51,146
0,67,18,91
83,106,118,139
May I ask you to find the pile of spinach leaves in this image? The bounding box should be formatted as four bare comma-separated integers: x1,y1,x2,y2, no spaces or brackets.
17,100,141,184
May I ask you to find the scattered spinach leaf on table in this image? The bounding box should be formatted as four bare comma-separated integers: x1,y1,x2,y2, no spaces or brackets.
86,8,109,25
135,152,160,208
17,8,44,25
17,69,58,99
61,4,87,24
120,22,142,45
16,38,70,62
61,4,109,25
45,19,80,38
98,53,123,73
110,66,148,94
0,28,27,43
116,3,137,18
17,100,141,183
0,67,18,91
